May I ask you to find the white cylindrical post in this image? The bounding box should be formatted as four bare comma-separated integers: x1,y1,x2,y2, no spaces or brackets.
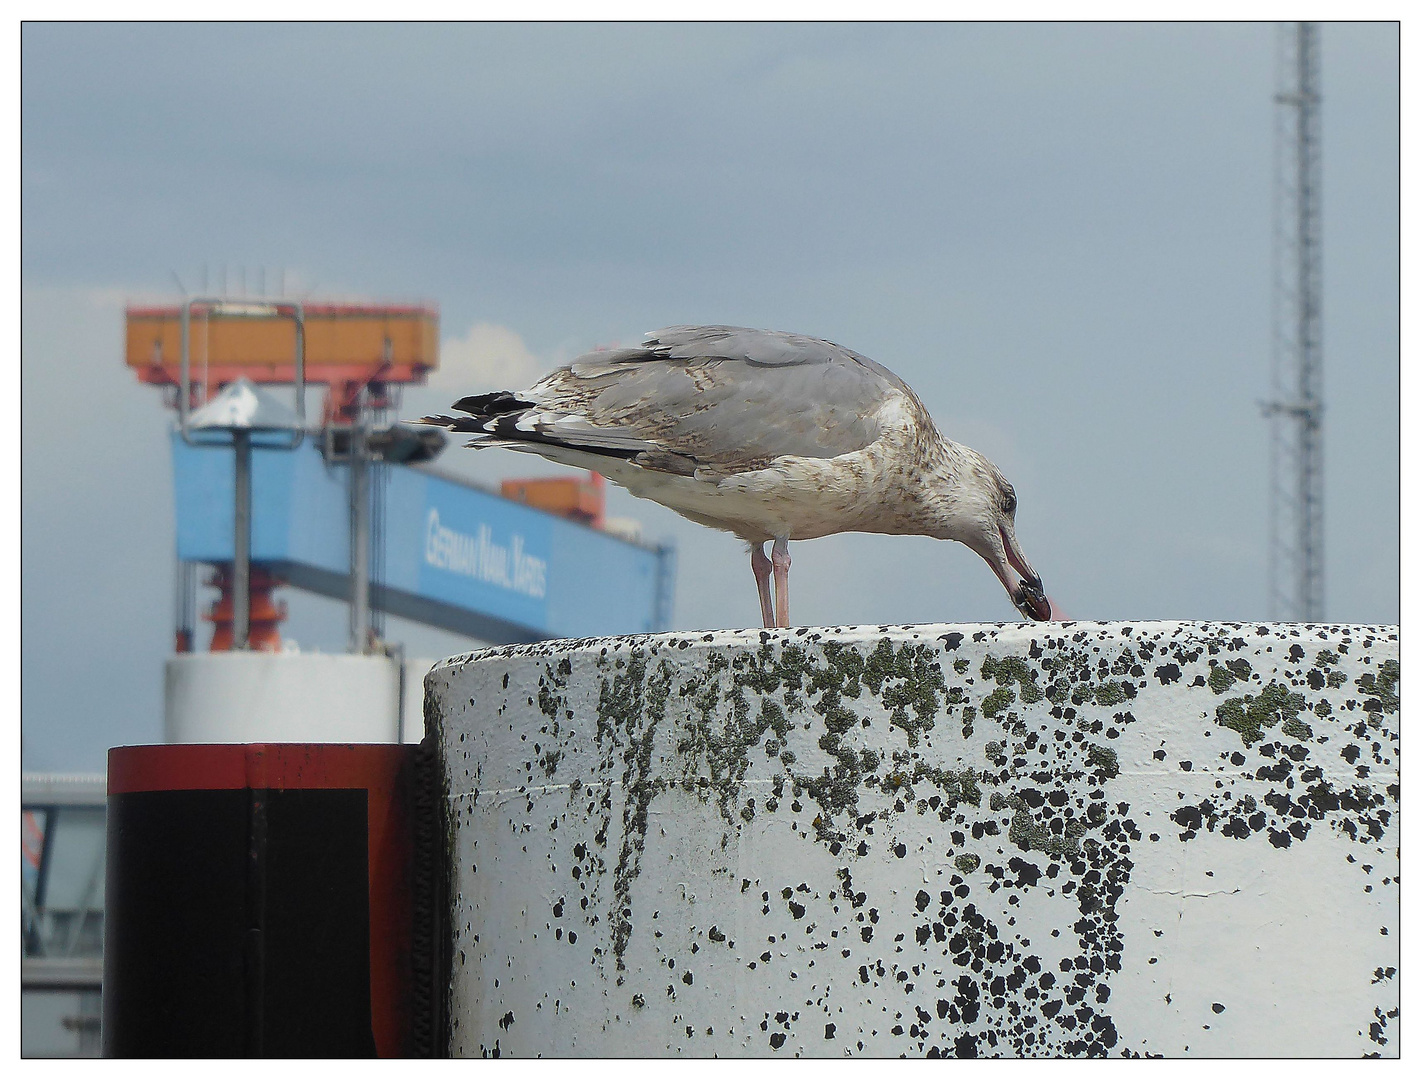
428,621,1397,1058
165,653,401,744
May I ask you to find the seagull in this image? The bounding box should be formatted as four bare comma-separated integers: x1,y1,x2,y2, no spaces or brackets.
422,325,1056,627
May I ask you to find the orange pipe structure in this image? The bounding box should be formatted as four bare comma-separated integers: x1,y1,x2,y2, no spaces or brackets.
205,565,288,652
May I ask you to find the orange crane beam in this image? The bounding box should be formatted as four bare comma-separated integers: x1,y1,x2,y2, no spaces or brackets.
126,301,439,389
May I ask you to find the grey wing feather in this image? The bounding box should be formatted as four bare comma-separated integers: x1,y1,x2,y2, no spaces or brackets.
643,325,914,390
430,325,912,475
646,324,857,367
553,326,906,467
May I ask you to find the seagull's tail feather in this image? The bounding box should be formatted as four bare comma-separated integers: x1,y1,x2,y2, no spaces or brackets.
418,390,538,444
451,390,531,416
419,390,651,462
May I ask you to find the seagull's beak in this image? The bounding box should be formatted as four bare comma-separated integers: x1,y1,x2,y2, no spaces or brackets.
995,523,1054,621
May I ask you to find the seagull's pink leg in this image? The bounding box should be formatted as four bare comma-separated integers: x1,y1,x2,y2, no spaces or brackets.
771,537,791,628
751,543,775,628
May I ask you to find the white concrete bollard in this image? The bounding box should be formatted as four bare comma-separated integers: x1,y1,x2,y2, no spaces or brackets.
427,622,1398,1058
165,652,401,743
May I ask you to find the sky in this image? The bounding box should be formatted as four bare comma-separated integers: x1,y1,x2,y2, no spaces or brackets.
20,22,1399,772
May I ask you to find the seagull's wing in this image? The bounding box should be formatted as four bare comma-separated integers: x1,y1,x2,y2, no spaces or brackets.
428,325,911,476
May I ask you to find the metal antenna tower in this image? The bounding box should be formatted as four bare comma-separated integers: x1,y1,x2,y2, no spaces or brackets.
1265,22,1324,621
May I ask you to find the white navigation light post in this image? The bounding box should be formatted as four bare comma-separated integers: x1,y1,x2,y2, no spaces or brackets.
185,378,305,649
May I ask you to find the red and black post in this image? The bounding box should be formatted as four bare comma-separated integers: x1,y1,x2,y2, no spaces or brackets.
102,743,446,1057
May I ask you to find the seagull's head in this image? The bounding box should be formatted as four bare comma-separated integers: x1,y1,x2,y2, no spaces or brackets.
927,447,1054,621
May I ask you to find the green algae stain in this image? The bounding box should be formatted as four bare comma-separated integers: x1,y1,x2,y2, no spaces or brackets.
1226,658,1253,680
757,698,788,741
674,639,891,848
1312,648,1351,687
1033,641,1141,713
1214,680,1308,746
954,853,981,873
861,639,946,747
1006,794,1087,859
1207,662,1237,695
910,764,983,809
943,686,972,738
535,657,575,776
1356,659,1399,714
537,683,561,721
981,655,1044,704
1092,682,1128,707
1281,715,1314,741
555,628,1180,973
960,703,978,739
981,686,1015,719
1086,744,1120,780
593,649,674,970
662,637,1003,860
819,642,866,700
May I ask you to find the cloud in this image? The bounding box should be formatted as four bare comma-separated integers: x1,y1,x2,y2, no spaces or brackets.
428,322,546,396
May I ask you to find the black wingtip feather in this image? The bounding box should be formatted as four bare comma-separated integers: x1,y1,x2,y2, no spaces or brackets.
429,414,511,435
427,392,643,463
452,391,530,416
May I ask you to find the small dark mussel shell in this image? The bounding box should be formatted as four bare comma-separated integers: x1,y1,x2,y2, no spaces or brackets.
1015,580,1049,619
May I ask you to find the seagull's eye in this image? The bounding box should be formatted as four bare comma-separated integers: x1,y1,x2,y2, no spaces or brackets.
1001,489,1016,515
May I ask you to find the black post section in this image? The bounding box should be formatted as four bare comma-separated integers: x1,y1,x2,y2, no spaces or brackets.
408,734,450,1057
102,744,430,1057
103,788,251,1057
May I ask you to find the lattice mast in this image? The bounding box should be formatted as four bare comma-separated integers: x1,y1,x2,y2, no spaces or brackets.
1266,22,1324,621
